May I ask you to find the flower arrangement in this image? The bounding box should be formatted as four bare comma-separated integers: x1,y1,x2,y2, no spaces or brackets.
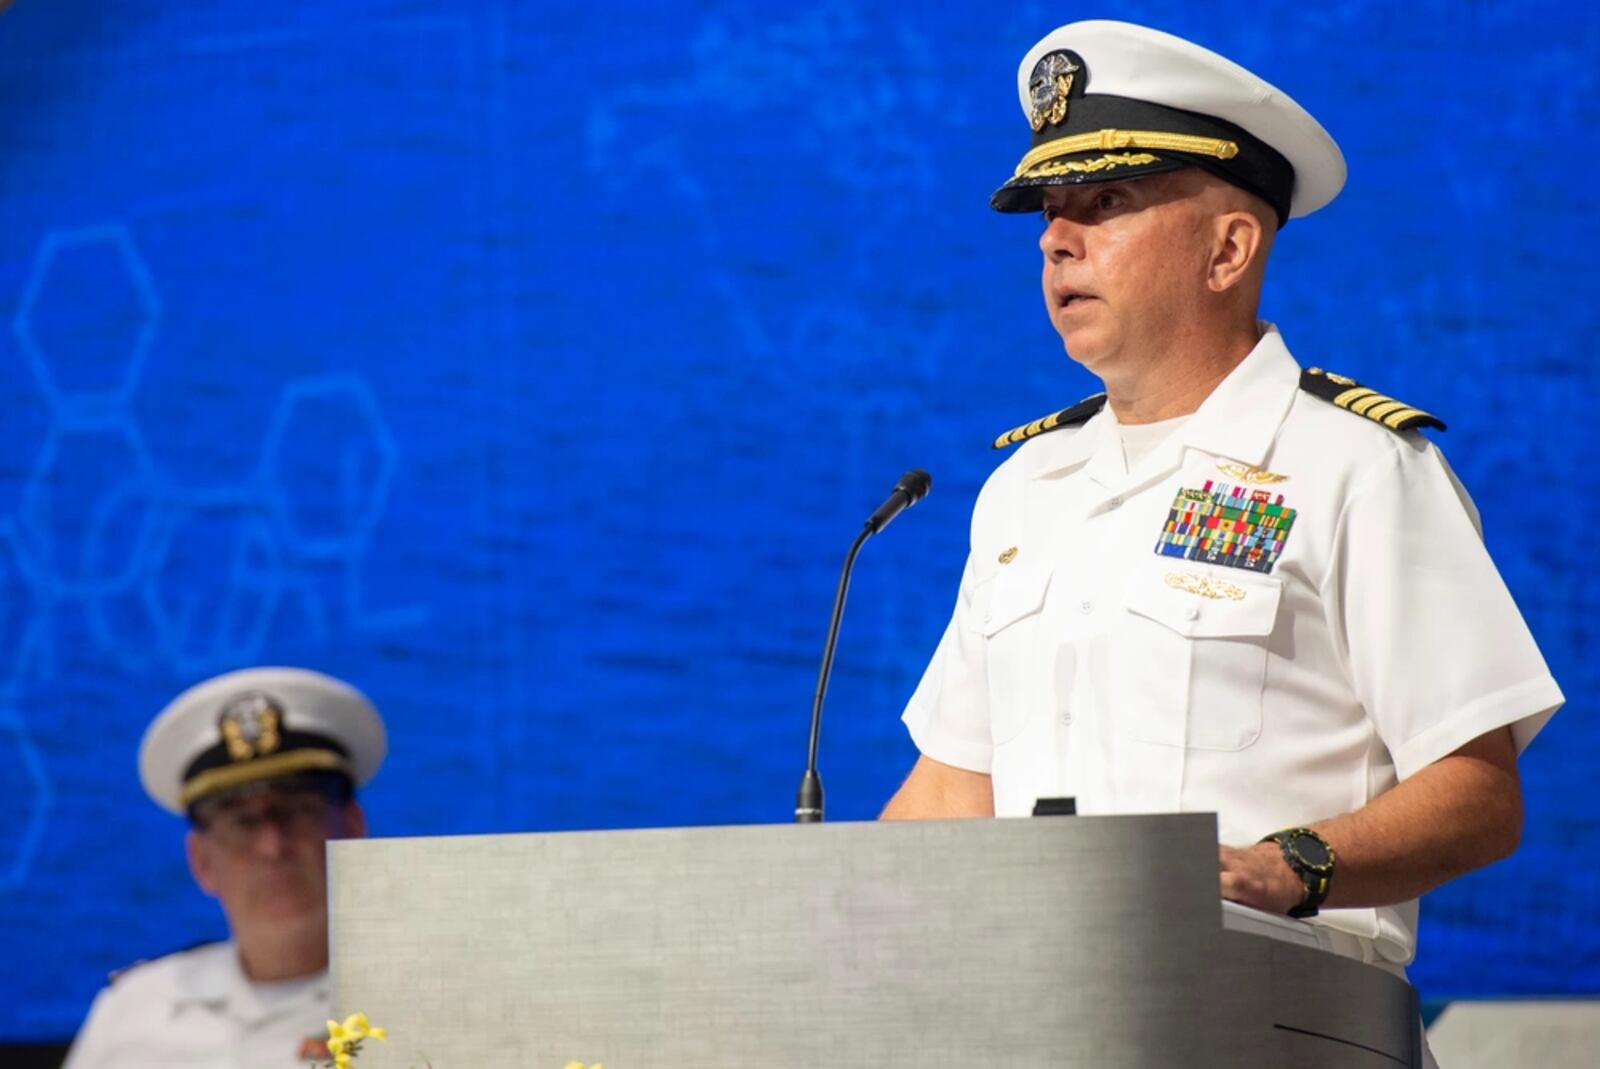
321,1013,386,1068
317,1013,601,1069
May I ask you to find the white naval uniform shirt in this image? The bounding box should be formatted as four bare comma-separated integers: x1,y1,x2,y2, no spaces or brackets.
63,941,331,1069
902,324,1564,965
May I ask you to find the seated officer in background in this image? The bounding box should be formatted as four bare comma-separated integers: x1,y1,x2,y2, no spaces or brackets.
64,667,386,1069
882,20,1562,1059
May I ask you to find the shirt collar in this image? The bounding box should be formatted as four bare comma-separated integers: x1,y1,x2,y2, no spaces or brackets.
166,942,239,1011
170,941,328,1021
1028,322,1302,479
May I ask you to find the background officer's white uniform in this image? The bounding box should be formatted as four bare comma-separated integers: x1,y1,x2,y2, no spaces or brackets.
62,941,330,1068
902,325,1564,966
63,667,383,1069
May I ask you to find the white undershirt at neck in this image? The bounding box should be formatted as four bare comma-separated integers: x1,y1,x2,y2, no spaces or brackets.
1113,412,1192,470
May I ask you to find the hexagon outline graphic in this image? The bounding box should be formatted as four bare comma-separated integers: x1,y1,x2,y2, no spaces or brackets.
12,223,162,409
0,521,50,697
141,489,287,675
19,417,162,598
0,710,53,891
258,375,398,559
0,521,50,696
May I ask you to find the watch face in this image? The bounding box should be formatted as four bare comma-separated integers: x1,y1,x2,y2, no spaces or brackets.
1292,833,1333,870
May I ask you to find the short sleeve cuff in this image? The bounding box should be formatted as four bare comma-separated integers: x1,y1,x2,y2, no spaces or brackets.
1390,675,1565,781
902,704,993,774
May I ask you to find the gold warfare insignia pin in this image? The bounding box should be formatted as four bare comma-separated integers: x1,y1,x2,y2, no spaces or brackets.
1164,571,1247,601
218,693,284,763
997,546,1018,564
1216,461,1289,485
1028,51,1080,131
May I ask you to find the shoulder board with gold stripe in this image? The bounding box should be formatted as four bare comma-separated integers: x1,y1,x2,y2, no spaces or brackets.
108,938,226,984
1299,368,1446,433
992,393,1107,449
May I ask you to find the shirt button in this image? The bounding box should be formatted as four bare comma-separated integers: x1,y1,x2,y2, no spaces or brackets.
1079,600,1093,614
1108,496,1123,508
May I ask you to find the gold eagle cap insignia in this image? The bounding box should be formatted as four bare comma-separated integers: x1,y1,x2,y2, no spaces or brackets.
217,693,284,763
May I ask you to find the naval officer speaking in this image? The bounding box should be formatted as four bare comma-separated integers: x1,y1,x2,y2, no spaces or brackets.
879,19,1563,1063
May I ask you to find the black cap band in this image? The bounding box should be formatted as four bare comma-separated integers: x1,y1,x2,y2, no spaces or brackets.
179,730,353,808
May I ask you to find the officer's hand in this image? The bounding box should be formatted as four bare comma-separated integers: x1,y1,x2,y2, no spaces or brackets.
1218,842,1305,915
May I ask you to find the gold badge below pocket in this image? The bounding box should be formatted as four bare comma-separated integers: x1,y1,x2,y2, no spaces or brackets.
1164,571,1245,601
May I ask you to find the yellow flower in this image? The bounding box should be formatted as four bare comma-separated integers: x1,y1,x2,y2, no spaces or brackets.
323,1012,385,1066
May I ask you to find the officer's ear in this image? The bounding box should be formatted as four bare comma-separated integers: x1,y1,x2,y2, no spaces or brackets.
1206,208,1265,294
337,799,368,840
185,828,221,897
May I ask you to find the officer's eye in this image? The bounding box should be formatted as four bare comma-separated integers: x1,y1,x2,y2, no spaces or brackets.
1093,189,1125,212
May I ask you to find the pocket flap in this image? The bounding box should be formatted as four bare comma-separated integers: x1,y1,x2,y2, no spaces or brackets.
1124,567,1281,638
981,561,1053,637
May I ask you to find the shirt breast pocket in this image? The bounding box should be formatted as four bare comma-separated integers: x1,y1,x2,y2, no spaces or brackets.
1110,565,1281,751
979,560,1053,746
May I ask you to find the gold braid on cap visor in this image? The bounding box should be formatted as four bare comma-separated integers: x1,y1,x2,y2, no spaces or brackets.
1014,129,1240,177
179,748,353,806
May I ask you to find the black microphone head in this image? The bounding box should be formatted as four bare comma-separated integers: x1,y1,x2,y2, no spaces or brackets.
864,468,933,534
897,469,932,505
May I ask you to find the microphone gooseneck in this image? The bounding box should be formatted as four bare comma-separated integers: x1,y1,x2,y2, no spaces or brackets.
797,469,932,823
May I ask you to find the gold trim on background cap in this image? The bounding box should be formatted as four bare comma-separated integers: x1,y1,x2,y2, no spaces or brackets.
1015,129,1240,177
179,749,352,806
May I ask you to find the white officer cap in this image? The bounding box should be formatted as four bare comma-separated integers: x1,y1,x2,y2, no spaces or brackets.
139,667,386,815
991,20,1346,224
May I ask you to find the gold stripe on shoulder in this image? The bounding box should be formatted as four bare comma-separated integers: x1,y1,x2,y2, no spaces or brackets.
992,393,1107,450
1332,386,1376,409
1350,392,1392,416
1302,367,1446,434
1363,399,1409,423
1385,407,1435,430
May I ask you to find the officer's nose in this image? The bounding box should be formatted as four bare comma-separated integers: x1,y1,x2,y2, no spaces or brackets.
1039,211,1084,263
250,817,292,859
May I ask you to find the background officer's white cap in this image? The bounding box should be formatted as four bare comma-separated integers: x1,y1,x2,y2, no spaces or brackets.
991,20,1346,224
139,666,386,815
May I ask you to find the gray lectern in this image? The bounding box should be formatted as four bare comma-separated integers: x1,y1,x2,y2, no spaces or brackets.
329,814,1417,1068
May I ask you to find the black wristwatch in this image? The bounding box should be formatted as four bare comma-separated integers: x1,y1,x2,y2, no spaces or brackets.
1262,827,1336,919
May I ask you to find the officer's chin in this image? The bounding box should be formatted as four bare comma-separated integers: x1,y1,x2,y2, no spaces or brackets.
1055,326,1114,376
239,889,327,931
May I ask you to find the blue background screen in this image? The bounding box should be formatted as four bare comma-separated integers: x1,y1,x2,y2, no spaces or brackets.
0,0,1595,1038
